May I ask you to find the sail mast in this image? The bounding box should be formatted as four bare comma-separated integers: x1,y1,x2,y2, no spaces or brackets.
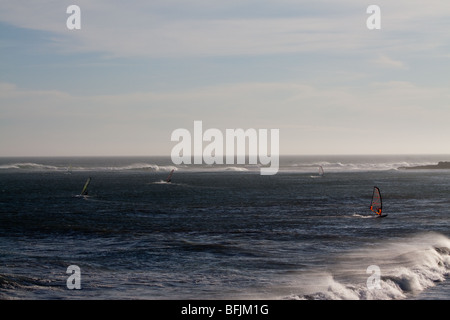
80,177,91,195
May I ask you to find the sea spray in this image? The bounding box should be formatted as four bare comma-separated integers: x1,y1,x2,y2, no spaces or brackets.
286,233,450,300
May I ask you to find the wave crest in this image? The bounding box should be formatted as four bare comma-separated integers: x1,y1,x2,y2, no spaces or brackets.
0,163,58,170
285,233,450,300
0,162,176,172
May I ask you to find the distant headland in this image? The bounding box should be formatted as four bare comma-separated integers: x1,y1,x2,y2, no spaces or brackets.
399,161,450,170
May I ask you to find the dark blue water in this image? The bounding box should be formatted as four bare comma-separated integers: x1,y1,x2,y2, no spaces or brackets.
0,156,449,299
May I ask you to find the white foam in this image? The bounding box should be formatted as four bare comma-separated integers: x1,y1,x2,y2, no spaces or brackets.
0,162,59,170
113,163,176,172
284,233,450,300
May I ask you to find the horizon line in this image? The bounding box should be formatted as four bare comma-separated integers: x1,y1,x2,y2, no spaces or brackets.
1,153,450,158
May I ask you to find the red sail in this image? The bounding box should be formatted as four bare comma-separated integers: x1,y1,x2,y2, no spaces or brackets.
370,186,382,215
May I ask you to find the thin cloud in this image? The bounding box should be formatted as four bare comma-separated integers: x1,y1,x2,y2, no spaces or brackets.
1,1,449,58
1,1,450,156
2,80,450,156
372,55,408,69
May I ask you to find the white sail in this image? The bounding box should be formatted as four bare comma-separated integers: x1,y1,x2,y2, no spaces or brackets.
318,166,324,176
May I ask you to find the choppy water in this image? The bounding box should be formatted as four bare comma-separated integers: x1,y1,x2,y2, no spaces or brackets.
0,155,449,300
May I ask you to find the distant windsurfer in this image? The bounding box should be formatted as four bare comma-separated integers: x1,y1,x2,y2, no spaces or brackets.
166,169,174,183
370,186,386,217
80,177,91,196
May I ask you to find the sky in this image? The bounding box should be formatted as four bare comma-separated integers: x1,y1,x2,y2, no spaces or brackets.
1,0,450,157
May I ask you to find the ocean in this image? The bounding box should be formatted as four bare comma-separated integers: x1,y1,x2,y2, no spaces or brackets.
0,155,449,301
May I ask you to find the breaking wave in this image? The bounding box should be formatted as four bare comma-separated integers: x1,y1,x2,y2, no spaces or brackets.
0,161,254,174
284,161,440,173
284,233,450,300
0,162,176,172
110,163,176,172
223,166,249,172
0,163,59,171
0,156,447,174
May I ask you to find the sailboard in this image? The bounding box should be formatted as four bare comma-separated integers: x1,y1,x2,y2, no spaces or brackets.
318,165,324,177
166,169,174,183
80,177,91,196
370,186,387,217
